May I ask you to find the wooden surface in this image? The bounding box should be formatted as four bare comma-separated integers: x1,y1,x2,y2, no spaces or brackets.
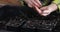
0,0,21,6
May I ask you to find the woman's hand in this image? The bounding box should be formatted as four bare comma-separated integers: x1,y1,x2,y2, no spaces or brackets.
24,0,42,8
35,3,58,16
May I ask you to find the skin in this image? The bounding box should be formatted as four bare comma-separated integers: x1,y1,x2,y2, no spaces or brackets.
24,0,42,8
34,3,58,16
0,0,58,16
24,0,58,16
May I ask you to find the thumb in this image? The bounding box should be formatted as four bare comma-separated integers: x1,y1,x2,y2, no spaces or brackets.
40,6,48,11
34,6,42,14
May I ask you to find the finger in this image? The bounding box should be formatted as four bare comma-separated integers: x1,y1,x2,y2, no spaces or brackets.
41,10,51,16
28,4,33,8
41,14,49,16
34,6,42,14
27,0,34,7
35,0,42,6
31,0,40,7
40,6,48,11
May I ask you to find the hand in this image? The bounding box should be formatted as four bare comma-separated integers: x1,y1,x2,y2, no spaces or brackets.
24,0,42,8
35,3,58,16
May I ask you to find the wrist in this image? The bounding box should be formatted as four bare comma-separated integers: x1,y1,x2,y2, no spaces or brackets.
52,0,60,12
49,3,58,11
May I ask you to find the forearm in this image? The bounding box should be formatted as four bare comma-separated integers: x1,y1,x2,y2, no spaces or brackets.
52,0,60,12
